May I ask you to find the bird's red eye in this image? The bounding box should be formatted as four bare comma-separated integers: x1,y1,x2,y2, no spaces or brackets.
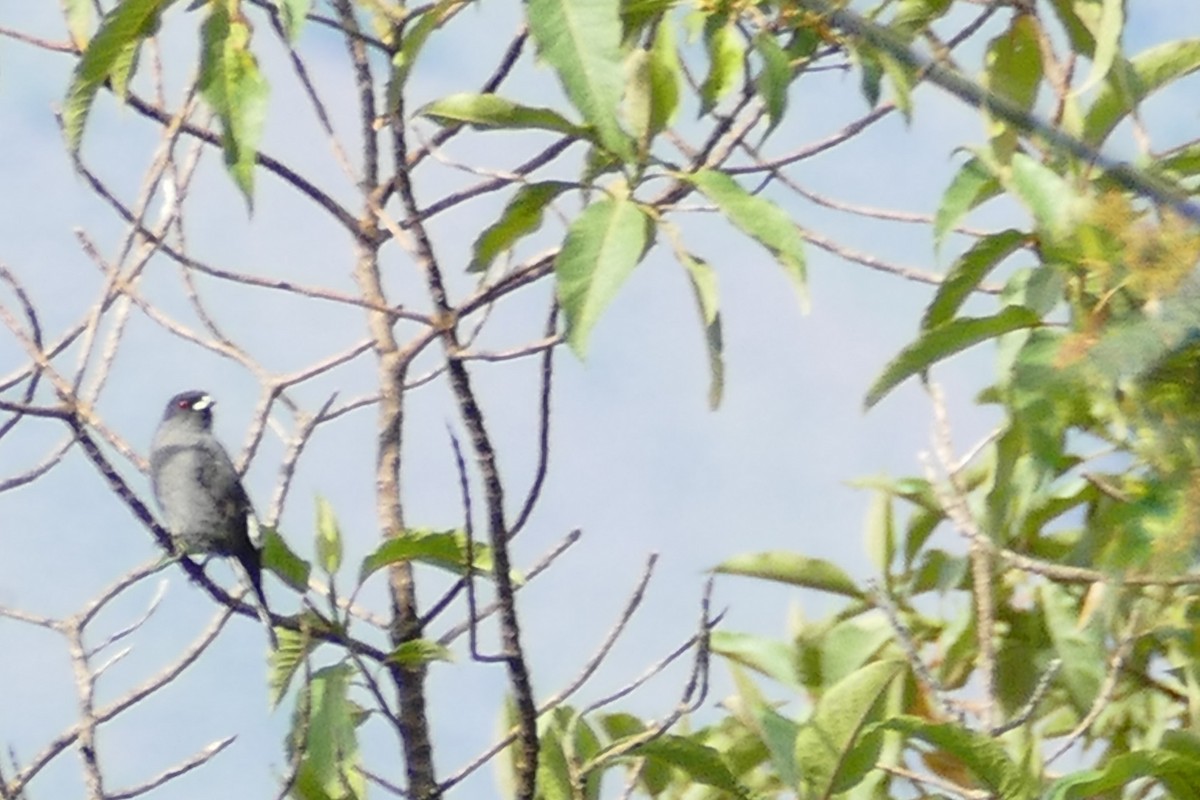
177,399,190,409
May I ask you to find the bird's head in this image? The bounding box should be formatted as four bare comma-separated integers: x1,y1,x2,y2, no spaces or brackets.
162,390,215,429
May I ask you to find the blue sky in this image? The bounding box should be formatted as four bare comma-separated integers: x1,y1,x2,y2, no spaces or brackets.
2,2,1199,797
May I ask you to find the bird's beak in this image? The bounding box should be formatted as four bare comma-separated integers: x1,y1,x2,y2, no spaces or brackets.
192,394,214,411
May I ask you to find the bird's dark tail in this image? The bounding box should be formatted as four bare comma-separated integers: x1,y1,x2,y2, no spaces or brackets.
240,550,279,649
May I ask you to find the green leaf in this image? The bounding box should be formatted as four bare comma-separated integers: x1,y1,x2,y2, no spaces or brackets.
1040,582,1104,714
619,0,673,42
538,708,604,800
983,15,1043,162
598,713,671,794
63,0,169,151
878,716,1035,798
729,665,799,787
820,616,895,688
1046,0,1095,57
199,3,269,207
630,736,746,797
1073,0,1123,94
536,711,573,800
891,0,952,36
555,196,653,357
647,19,681,135
599,711,645,740
934,156,1001,254
909,549,969,596
864,306,1042,409
106,35,141,102
677,251,725,409
470,181,573,272
864,490,895,574
985,14,1043,110
923,229,1027,330
794,660,904,796
496,697,521,800
419,93,588,137
755,32,790,136
684,169,807,309
711,630,803,689
1008,152,1088,241
877,49,915,120
855,44,884,107
1157,141,1200,179
390,0,458,106
1088,279,1200,383
358,529,502,583
63,0,92,50
314,496,342,576
714,552,863,599
268,610,323,709
1047,750,1200,799
261,526,312,592
388,639,454,667
1083,39,1200,147
289,664,365,800
758,709,801,788
276,0,312,42
573,717,605,800
625,23,681,157
699,17,744,113
527,0,634,161
624,50,654,156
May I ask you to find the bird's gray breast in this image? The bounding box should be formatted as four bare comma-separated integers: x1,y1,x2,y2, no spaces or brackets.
150,434,249,556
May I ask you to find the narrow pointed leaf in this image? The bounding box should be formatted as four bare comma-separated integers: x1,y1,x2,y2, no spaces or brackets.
647,19,681,135
555,197,653,357
865,306,1042,409
934,156,1001,254
277,0,312,41
624,50,655,155
63,0,169,151
388,639,454,666
1009,153,1088,240
714,551,863,598
684,169,807,308
1083,39,1200,146
711,630,803,689
419,93,588,137
199,4,269,207
63,0,92,50
470,181,573,272
878,716,1035,798
983,15,1043,161
1074,0,1123,94
728,667,799,787
923,229,1027,329
268,611,324,709
700,18,744,113
290,664,365,800
1041,582,1104,713
358,529,502,583
1047,750,1200,799
314,496,342,575
629,736,746,796
527,0,634,161
678,252,724,409
794,660,904,796
755,31,791,134
261,526,312,592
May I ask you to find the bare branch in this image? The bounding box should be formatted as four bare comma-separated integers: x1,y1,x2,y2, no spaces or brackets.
108,736,236,800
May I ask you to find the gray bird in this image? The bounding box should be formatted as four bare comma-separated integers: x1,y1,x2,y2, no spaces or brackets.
150,390,277,648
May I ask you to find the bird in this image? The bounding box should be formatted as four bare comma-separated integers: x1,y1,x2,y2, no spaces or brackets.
150,390,277,648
